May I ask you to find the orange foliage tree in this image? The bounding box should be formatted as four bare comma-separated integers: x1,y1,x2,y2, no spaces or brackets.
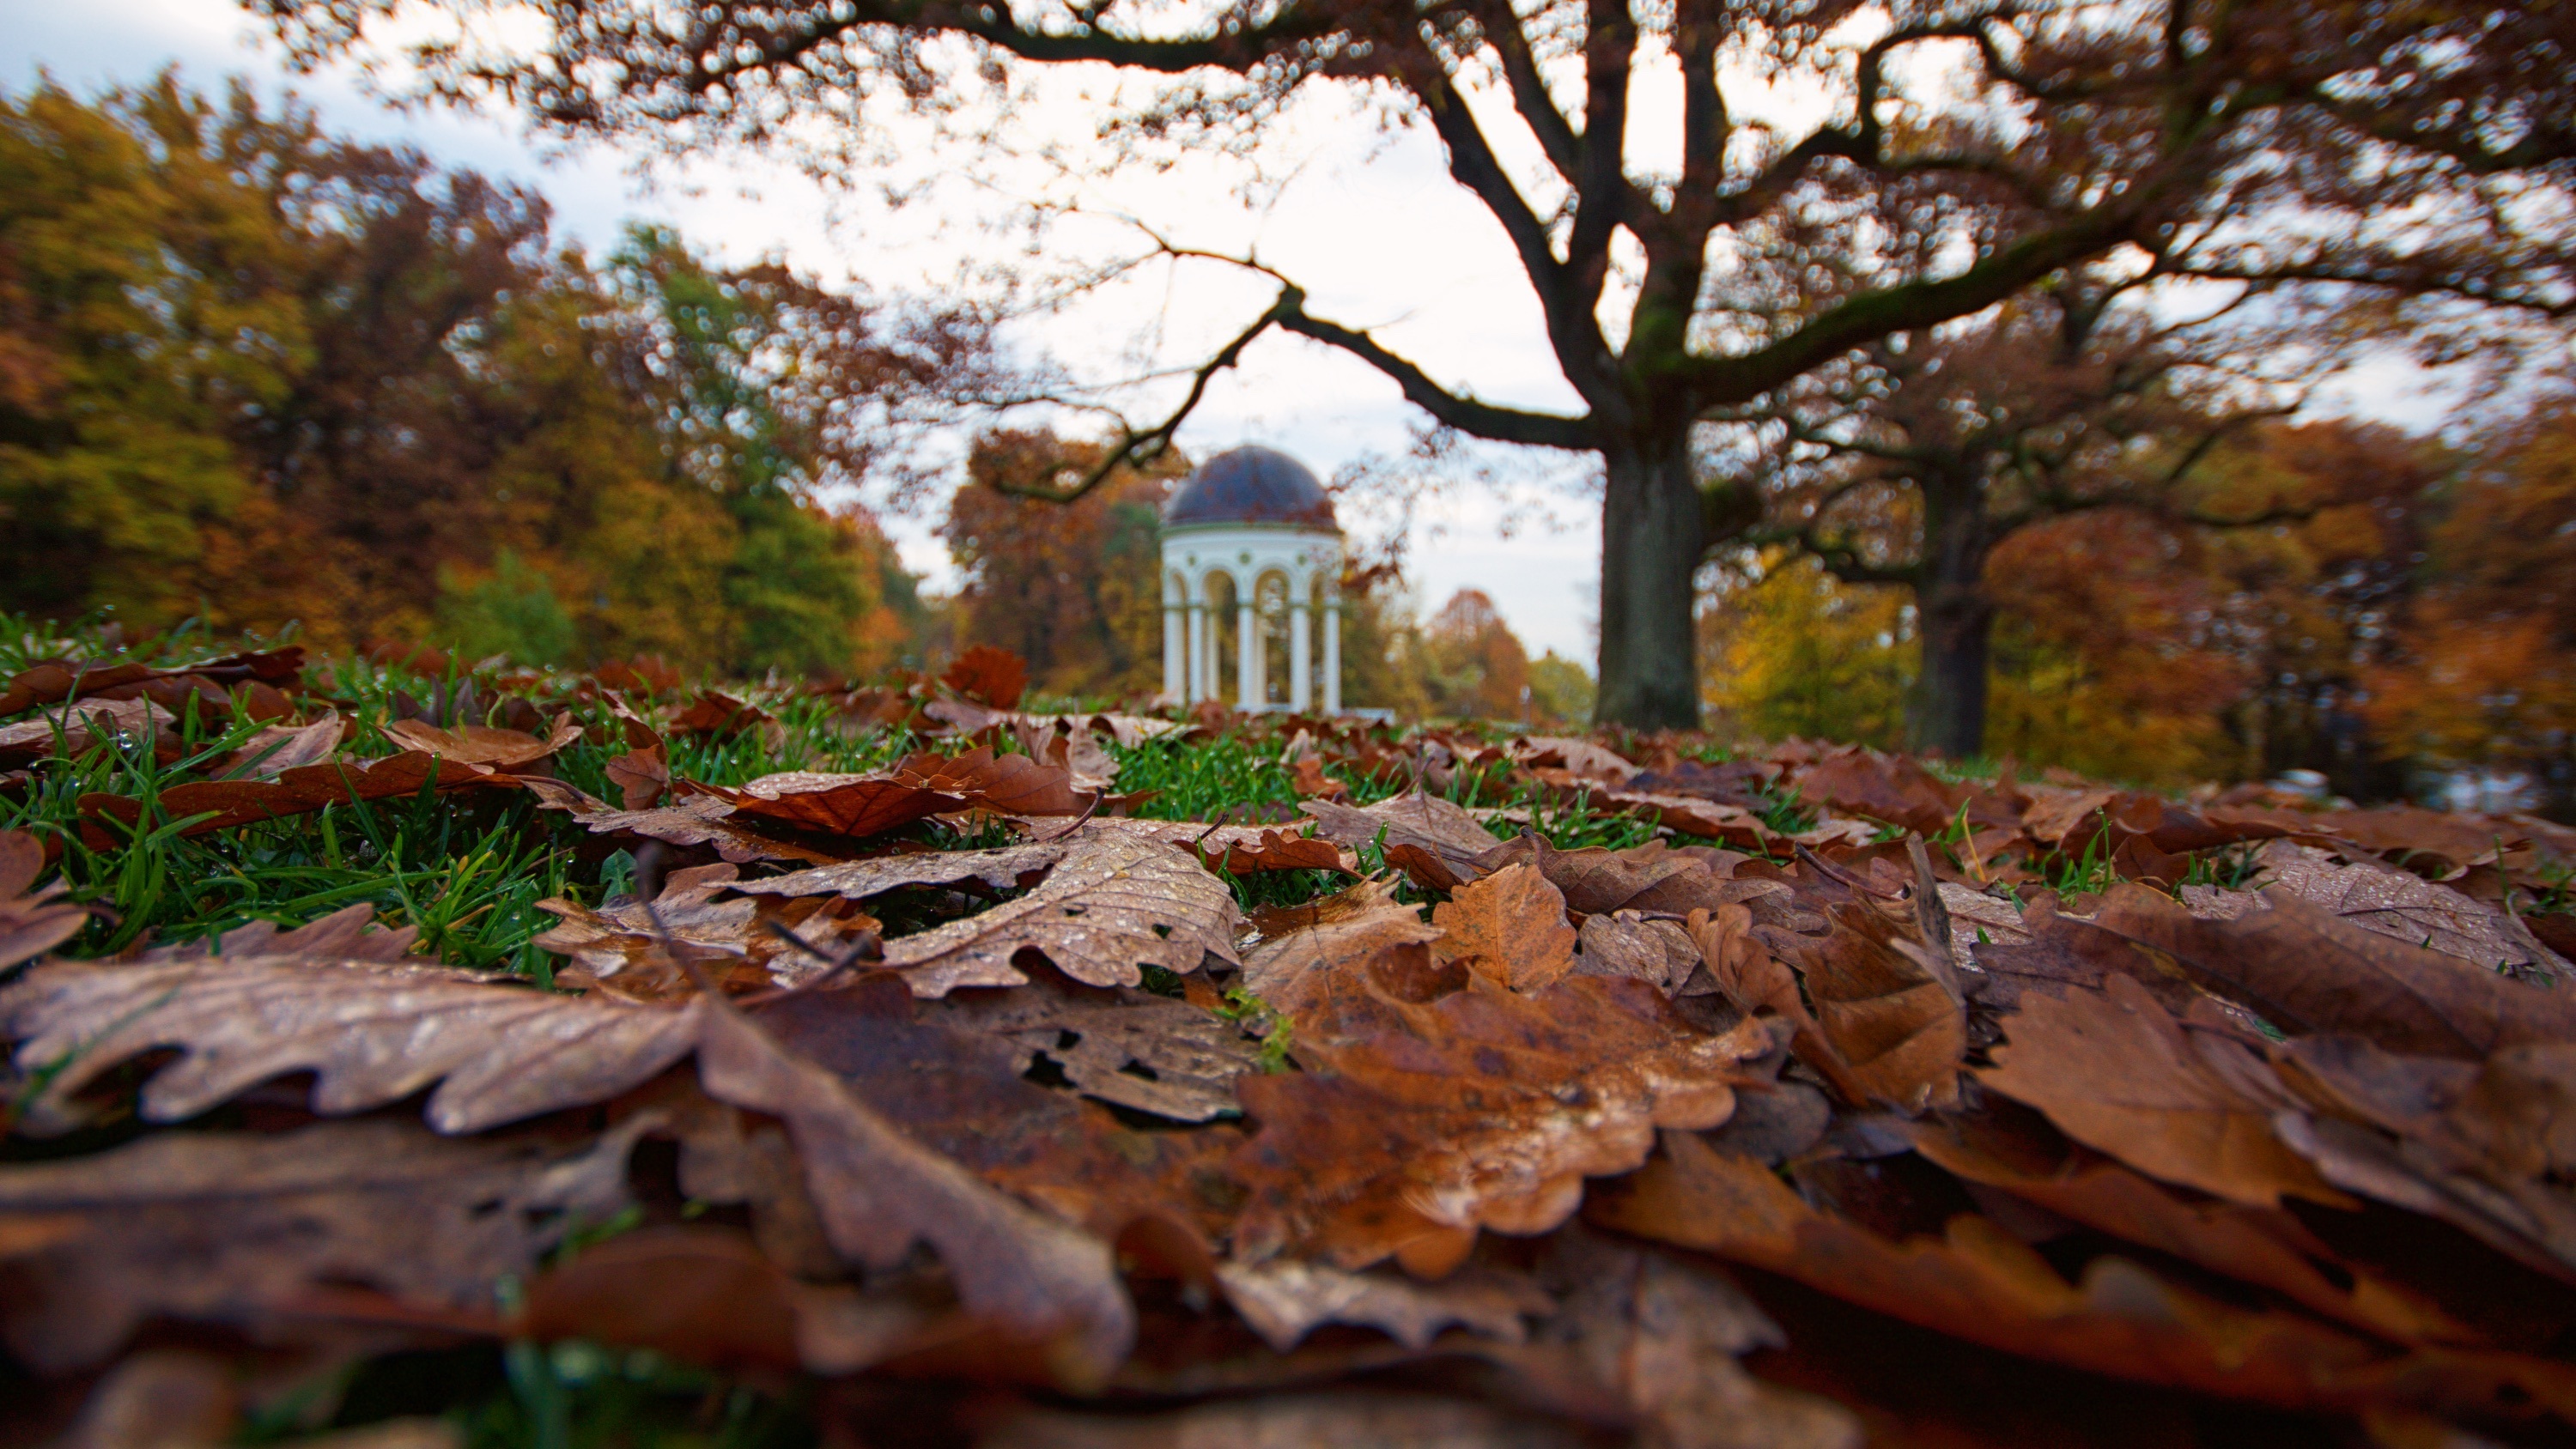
940,431,1185,701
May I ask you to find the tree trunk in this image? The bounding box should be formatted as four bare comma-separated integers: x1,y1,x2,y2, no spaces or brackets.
1595,434,1704,729
1910,585,1994,759
1905,471,1995,759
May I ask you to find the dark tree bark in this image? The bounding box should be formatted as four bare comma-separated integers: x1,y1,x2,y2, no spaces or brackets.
1905,470,1999,756
1596,434,1707,729
1910,583,1995,759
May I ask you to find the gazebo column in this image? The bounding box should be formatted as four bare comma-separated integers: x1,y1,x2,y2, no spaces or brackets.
1321,598,1343,714
1162,581,1184,702
1191,600,1211,704
1236,588,1261,712
1288,576,1312,712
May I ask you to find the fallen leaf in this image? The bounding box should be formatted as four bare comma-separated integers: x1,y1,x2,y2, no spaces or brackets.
2184,842,2568,979
1215,1258,1552,1351
1965,892,2202,1015
1591,1132,2575,1422
745,974,1244,1249
876,830,1242,997
1508,736,1638,786
604,740,669,809
900,746,1091,816
136,900,418,963
1431,864,1577,991
1234,943,1773,1275
1573,911,1701,996
1,828,88,969
1289,756,1349,800
535,864,880,997
1980,973,2345,1207
516,1225,948,1377
1301,791,1504,883
0,646,303,718
1684,904,1869,1104
683,770,973,839
933,962,1261,1122
667,689,776,742
979,1395,1594,1448
380,712,581,770
1762,899,1965,1112
1908,1112,2480,1345
2091,883,2576,1058
77,750,504,846
1,954,702,1135
1072,815,1356,871
518,776,848,865
1523,1225,1863,1449
1477,834,1744,917
0,1118,641,1370
944,643,1030,709
1237,876,1444,1012
731,840,1075,900
212,711,343,779
0,697,174,767
693,998,1136,1385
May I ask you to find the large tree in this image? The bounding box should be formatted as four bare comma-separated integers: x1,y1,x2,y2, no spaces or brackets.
257,0,2575,725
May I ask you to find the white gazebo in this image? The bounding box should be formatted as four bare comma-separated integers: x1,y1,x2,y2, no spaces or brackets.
1160,446,1344,712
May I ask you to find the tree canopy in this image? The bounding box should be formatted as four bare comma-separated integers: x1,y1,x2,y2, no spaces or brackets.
251,0,2576,724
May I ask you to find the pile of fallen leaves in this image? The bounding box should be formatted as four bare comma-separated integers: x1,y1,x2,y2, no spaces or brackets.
7,637,2576,1447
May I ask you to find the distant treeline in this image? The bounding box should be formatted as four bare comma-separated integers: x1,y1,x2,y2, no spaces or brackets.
0,76,953,676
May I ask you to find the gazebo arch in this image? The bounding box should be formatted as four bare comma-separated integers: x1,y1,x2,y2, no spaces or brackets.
1158,446,1343,713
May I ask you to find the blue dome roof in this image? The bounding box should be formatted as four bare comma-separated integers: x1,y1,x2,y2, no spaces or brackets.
1163,446,1338,530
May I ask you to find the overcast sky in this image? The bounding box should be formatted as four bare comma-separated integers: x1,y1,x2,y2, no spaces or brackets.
9,0,2464,664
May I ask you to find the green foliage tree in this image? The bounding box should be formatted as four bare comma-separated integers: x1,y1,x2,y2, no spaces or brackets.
0,79,957,678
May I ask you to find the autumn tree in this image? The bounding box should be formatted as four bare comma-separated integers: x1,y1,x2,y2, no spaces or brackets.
941,429,1184,700
2367,394,2576,810
258,0,2576,726
1711,275,2336,758
1419,588,1533,721
0,78,965,676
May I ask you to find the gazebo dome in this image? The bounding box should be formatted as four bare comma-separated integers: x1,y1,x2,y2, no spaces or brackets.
1163,446,1339,530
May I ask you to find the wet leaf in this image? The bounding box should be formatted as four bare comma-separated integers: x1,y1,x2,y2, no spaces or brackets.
212,711,343,779
0,697,174,767
534,864,880,997
2184,842,2568,979
1233,943,1774,1276
0,954,701,1135
1573,911,1701,996
135,900,418,963
933,963,1261,1122
876,830,1241,996
1301,791,1504,883
518,776,848,865
1431,864,1577,991
1908,1112,2480,1344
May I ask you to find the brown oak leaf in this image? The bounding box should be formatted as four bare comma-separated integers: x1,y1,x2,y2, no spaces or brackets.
1431,863,1578,991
